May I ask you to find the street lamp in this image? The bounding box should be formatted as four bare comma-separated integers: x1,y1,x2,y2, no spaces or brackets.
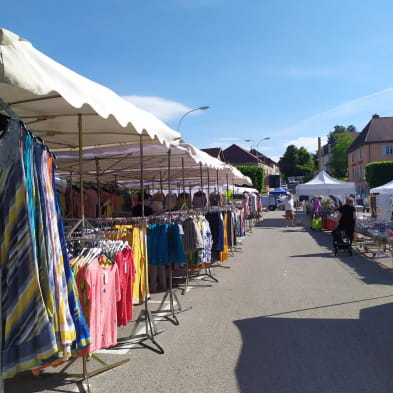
245,137,271,155
177,106,209,132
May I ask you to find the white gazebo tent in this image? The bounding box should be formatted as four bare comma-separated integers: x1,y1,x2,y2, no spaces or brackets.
296,171,355,197
370,179,393,221
370,179,393,194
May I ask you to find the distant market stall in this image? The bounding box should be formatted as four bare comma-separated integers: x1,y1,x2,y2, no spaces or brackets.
295,171,355,197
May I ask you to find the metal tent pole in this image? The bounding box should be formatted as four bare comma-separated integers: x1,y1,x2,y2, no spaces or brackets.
70,171,74,218
125,135,165,354
207,168,210,207
226,174,229,203
216,169,219,204
199,162,203,202
67,114,93,238
153,149,191,324
95,158,101,218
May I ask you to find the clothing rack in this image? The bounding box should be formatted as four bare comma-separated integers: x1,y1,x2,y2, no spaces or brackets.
69,216,166,354
151,209,218,294
53,354,130,393
0,106,131,391
148,150,192,326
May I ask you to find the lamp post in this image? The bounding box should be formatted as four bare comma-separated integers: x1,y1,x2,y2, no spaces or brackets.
177,106,209,132
245,137,271,156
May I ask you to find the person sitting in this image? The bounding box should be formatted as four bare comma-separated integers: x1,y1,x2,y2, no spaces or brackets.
132,192,153,217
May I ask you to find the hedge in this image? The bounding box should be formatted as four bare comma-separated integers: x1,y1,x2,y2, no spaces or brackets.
365,161,393,189
236,166,264,193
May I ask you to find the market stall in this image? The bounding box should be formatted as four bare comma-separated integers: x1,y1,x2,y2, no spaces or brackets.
295,171,355,197
351,179,393,258
0,27,183,386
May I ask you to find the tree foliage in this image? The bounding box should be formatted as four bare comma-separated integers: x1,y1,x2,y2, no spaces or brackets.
236,166,265,193
278,145,315,180
329,131,355,178
327,125,356,145
365,162,393,189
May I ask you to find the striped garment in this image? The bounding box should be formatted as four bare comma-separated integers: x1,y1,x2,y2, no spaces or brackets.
0,117,90,377
0,118,58,378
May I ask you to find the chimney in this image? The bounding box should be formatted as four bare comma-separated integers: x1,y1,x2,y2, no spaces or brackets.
372,114,379,118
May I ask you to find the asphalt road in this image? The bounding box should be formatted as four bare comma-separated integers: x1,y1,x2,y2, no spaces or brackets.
6,210,393,393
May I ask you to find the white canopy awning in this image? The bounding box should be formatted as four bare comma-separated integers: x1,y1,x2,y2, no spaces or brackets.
370,179,393,194
0,28,181,148
55,142,252,186
296,171,355,196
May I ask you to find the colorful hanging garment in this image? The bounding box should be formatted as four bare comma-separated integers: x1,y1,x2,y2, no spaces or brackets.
0,117,58,378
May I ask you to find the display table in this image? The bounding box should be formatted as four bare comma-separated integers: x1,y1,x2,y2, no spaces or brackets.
354,217,393,257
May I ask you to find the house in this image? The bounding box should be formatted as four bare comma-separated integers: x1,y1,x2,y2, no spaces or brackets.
347,114,393,195
222,144,280,187
200,147,226,162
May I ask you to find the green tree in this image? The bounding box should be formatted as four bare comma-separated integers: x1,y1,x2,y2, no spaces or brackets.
327,124,356,145
296,147,315,174
278,145,315,180
236,166,265,192
278,145,298,179
329,131,355,178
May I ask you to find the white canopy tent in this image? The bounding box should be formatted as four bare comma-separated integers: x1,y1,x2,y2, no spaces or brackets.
231,186,259,194
55,142,252,187
296,171,355,196
370,179,393,194
0,28,181,148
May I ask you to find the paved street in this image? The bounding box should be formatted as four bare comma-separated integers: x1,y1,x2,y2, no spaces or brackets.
6,210,393,393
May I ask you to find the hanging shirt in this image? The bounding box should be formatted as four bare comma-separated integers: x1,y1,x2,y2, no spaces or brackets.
182,217,204,254
115,248,135,326
84,257,121,352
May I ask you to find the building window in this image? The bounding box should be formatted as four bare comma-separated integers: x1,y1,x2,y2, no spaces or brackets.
383,145,393,156
352,167,356,180
351,152,355,163
359,148,362,160
359,166,363,179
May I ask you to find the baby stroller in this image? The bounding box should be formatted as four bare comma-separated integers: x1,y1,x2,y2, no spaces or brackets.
332,228,352,256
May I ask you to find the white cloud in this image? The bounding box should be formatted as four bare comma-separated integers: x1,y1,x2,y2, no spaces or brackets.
272,86,393,139
283,136,328,153
123,96,191,122
274,66,341,79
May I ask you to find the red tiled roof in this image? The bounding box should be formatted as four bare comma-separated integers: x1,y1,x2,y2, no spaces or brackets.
348,115,393,152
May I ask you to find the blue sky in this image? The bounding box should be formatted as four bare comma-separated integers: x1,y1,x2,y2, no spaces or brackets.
3,1,393,162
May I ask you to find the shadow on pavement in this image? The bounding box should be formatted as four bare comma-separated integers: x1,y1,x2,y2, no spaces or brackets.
255,216,286,229
305,219,393,286
260,212,393,286
290,252,334,258
234,301,393,393
5,371,86,392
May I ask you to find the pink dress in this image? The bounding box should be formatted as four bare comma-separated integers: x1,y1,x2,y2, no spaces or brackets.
84,258,121,352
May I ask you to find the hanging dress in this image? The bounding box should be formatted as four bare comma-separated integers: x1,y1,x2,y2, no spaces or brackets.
0,116,58,378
